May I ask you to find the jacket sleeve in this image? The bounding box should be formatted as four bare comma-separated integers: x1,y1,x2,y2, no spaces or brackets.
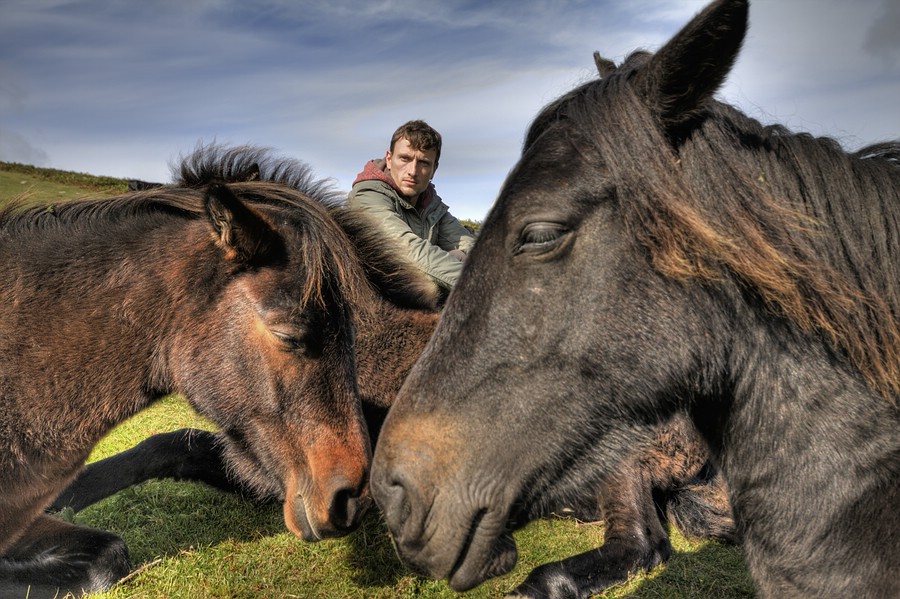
348,183,466,290
434,205,476,255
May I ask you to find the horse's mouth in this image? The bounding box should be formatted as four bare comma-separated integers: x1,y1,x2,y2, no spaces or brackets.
444,508,519,592
283,494,372,542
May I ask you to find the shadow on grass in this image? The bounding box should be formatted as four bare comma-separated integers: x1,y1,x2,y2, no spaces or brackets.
71,479,753,598
73,479,420,585
344,509,410,588
340,510,754,599
74,480,285,564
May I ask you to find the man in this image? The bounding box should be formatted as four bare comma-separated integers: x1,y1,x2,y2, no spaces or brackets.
348,120,476,291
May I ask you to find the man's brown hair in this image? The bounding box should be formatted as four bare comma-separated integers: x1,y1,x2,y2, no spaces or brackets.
390,120,442,165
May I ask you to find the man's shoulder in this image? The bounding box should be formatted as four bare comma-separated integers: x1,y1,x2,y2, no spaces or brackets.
349,179,397,203
351,177,392,192
421,191,451,217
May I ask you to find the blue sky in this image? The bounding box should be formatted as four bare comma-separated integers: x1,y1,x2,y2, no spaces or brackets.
2,0,898,220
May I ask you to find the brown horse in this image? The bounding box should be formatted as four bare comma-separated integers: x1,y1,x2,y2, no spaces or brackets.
51,145,734,596
43,143,448,513
0,154,435,596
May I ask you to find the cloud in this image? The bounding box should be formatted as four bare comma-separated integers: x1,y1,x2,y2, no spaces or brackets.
864,0,900,65
1,0,897,219
0,129,49,166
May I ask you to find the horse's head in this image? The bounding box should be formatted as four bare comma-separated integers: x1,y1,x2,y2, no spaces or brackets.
372,0,751,590
171,182,373,541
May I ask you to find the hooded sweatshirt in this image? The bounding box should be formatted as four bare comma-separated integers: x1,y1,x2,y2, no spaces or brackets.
347,159,476,290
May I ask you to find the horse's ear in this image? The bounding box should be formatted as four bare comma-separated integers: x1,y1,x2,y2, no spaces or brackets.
204,183,274,263
635,0,748,127
242,163,261,182
593,51,617,78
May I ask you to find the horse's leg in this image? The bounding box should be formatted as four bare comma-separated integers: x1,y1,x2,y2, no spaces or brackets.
511,418,735,598
0,514,131,597
50,428,254,512
645,416,736,543
511,457,672,599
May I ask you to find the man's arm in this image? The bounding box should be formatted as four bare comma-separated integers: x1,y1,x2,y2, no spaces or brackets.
435,210,476,255
349,184,466,289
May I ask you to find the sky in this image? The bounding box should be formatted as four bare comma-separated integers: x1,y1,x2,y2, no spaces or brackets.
2,0,898,221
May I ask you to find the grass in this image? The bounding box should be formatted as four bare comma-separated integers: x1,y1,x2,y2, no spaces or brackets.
5,163,754,597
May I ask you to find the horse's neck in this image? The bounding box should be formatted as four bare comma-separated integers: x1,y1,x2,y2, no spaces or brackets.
717,330,898,564
0,219,212,466
355,301,440,407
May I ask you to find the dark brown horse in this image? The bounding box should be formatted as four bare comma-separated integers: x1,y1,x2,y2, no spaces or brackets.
0,150,436,597
371,1,900,597
51,146,734,596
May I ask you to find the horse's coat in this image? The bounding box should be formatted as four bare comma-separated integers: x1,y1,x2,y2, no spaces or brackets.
371,1,900,597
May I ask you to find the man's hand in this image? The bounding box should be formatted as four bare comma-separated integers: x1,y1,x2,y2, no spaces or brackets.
448,249,467,262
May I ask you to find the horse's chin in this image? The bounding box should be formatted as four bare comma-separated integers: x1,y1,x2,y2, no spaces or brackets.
283,495,321,542
445,491,564,590
283,492,369,542
431,504,518,592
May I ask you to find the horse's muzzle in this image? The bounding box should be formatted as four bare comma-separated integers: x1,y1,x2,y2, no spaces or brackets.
284,473,371,541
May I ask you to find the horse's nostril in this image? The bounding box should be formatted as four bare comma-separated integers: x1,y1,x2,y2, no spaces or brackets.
329,486,359,530
375,473,413,535
392,478,412,524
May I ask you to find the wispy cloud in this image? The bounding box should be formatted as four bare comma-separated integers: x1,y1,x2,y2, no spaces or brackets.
864,0,900,65
1,0,896,219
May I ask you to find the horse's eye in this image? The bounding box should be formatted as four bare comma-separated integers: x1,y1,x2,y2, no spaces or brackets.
517,222,569,254
271,328,314,355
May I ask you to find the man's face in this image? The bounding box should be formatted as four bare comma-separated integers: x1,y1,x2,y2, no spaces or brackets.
386,137,438,200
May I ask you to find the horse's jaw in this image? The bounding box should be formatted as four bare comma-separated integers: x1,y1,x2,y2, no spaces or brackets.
375,480,519,591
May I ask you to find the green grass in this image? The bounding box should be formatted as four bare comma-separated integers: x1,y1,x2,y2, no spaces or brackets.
63,396,754,599
7,163,754,597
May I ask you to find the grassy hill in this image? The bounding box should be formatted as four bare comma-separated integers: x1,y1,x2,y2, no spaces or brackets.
0,161,130,209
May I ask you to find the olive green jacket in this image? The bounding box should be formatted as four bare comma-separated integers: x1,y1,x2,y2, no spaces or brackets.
347,160,476,290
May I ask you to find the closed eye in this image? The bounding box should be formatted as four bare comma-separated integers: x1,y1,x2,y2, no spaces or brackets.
270,326,320,357
516,222,569,255
272,329,304,348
